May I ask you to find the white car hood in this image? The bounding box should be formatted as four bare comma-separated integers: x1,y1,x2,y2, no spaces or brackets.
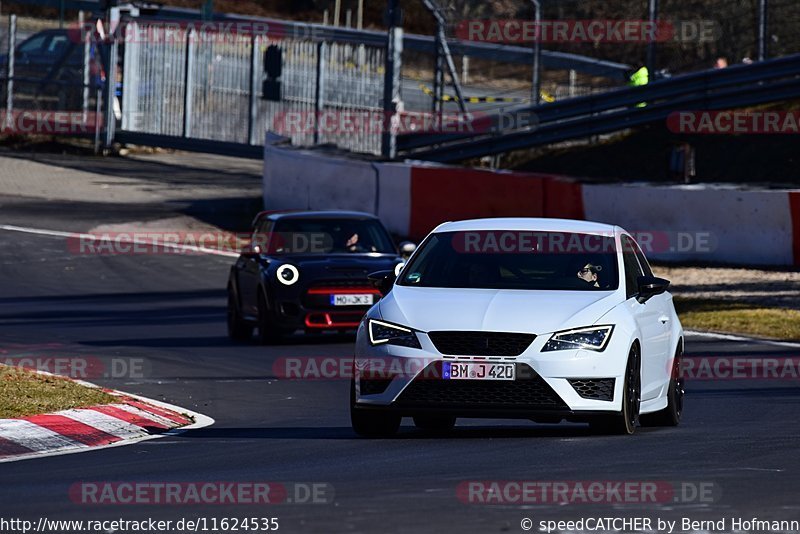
380,286,622,335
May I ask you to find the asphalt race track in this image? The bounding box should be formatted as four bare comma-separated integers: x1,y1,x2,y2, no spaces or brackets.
1,199,799,533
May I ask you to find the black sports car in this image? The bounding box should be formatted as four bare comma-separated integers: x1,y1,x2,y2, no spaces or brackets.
227,210,413,343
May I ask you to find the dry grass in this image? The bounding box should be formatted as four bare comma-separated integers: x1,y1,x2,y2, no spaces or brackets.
675,298,800,341
0,366,116,419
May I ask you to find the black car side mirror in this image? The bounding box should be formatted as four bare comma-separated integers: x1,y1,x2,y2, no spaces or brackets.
368,270,397,297
637,276,670,303
240,243,262,257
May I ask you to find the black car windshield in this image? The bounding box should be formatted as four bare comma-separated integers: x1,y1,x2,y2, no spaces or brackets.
267,218,396,255
398,231,619,290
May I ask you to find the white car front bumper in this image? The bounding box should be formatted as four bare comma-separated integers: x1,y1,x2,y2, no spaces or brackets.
353,321,632,418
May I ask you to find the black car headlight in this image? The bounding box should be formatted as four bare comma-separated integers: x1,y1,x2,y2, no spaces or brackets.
542,325,614,352
368,319,421,349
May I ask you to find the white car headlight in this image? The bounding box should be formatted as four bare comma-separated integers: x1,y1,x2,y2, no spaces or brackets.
368,319,421,349
542,325,614,352
276,264,299,286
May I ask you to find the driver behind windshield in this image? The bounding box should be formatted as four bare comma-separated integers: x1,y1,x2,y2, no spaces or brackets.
577,262,603,288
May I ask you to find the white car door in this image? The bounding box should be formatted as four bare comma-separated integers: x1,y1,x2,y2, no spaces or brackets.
631,238,674,395
621,236,671,401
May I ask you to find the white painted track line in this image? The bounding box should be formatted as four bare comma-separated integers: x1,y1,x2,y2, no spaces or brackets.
0,224,240,258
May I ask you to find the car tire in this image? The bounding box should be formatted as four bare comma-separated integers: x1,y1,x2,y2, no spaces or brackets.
257,291,282,345
350,379,401,438
227,285,253,342
590,345,641,435
413,415,456,433
640,345,684,427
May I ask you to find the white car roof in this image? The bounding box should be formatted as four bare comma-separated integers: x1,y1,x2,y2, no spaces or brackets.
433,218,623,235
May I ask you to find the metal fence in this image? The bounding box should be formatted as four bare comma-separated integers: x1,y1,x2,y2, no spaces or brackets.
121,20,386,155
0,14,102,140
1,8,634,158
7,1,796,161
0,18,8,113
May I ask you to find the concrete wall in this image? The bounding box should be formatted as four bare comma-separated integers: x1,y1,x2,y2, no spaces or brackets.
583,185,798,265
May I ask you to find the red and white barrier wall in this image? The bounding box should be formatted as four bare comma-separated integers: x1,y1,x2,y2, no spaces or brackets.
263,145,800,266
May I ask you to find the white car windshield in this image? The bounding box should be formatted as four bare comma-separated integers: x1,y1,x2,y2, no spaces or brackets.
398,231,620,290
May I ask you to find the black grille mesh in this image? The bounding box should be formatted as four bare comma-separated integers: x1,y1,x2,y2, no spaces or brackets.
428,331,535,356
568,378,615,401
396,363,566,410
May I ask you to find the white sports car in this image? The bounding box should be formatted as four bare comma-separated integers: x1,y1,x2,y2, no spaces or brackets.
351,218,684,436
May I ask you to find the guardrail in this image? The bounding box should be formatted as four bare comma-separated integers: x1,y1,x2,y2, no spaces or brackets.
400,53,800,161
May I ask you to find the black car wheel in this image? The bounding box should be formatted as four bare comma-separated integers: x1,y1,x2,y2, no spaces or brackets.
590,345,641,435
227,285,253,342
640,345,684,427
350,378,401,438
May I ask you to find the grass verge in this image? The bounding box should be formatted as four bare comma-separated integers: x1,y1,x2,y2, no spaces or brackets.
0,366,117,419
674,298,800,341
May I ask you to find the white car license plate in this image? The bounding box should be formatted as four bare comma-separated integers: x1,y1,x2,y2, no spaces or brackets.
443,362,515,381
331,294,374,306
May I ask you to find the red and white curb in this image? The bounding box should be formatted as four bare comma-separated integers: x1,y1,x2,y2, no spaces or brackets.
0,379,214,464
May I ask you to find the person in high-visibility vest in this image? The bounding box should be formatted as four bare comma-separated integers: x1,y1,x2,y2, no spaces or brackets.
628,66,649,108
